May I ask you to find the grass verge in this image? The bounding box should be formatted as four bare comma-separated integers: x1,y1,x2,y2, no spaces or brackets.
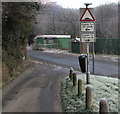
1,58,31,88
61,74,119,113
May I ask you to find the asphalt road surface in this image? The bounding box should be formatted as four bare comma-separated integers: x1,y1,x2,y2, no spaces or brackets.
28,50,118,78
3,61,71,112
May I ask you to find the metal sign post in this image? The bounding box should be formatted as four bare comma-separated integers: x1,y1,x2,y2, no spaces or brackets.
86,42,90,84
80,3,96,84
92,42,95,74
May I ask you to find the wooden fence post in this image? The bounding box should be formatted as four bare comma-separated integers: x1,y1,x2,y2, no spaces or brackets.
78,79,82,96
73,73,77,86
99,98,108,114
69,67,73,80
86,86,92,110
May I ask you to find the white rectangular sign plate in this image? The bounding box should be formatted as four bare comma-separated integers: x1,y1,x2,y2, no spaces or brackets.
81,38,95,42
81,33,95,42
81,33,95,38
81,23,94,32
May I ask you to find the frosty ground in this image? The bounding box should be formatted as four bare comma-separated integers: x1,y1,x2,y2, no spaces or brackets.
61,74,119,113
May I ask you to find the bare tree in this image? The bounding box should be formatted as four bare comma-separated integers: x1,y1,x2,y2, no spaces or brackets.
34,3,79,37
60,8,79,37
95,3,118,39
34,2,118,39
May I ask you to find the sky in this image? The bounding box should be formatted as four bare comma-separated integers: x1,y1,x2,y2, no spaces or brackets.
44,0,118,8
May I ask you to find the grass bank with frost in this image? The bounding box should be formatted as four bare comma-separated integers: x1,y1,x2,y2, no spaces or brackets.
61,74,119,113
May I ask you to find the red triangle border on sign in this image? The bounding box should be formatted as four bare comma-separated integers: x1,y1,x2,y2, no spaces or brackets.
80,8,95,21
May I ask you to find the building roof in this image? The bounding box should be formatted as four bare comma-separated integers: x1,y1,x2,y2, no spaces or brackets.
34,35,71,39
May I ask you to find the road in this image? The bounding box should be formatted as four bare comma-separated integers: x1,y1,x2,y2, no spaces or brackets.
28,50,118,78
3,49,118,112
3,60,71,112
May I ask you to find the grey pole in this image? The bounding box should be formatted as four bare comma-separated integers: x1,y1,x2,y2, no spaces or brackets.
92,42,95,74
86,42,90,84
84,3,92,84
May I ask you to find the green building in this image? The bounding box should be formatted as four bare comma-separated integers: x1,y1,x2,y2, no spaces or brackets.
33,35,71,50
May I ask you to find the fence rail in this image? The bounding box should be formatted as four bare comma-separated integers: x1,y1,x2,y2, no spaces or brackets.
95,38,119,55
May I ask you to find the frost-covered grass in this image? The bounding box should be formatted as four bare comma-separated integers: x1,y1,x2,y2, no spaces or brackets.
61,74,119,113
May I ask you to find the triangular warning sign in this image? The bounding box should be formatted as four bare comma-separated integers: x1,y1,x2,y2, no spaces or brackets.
80,8,95,21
